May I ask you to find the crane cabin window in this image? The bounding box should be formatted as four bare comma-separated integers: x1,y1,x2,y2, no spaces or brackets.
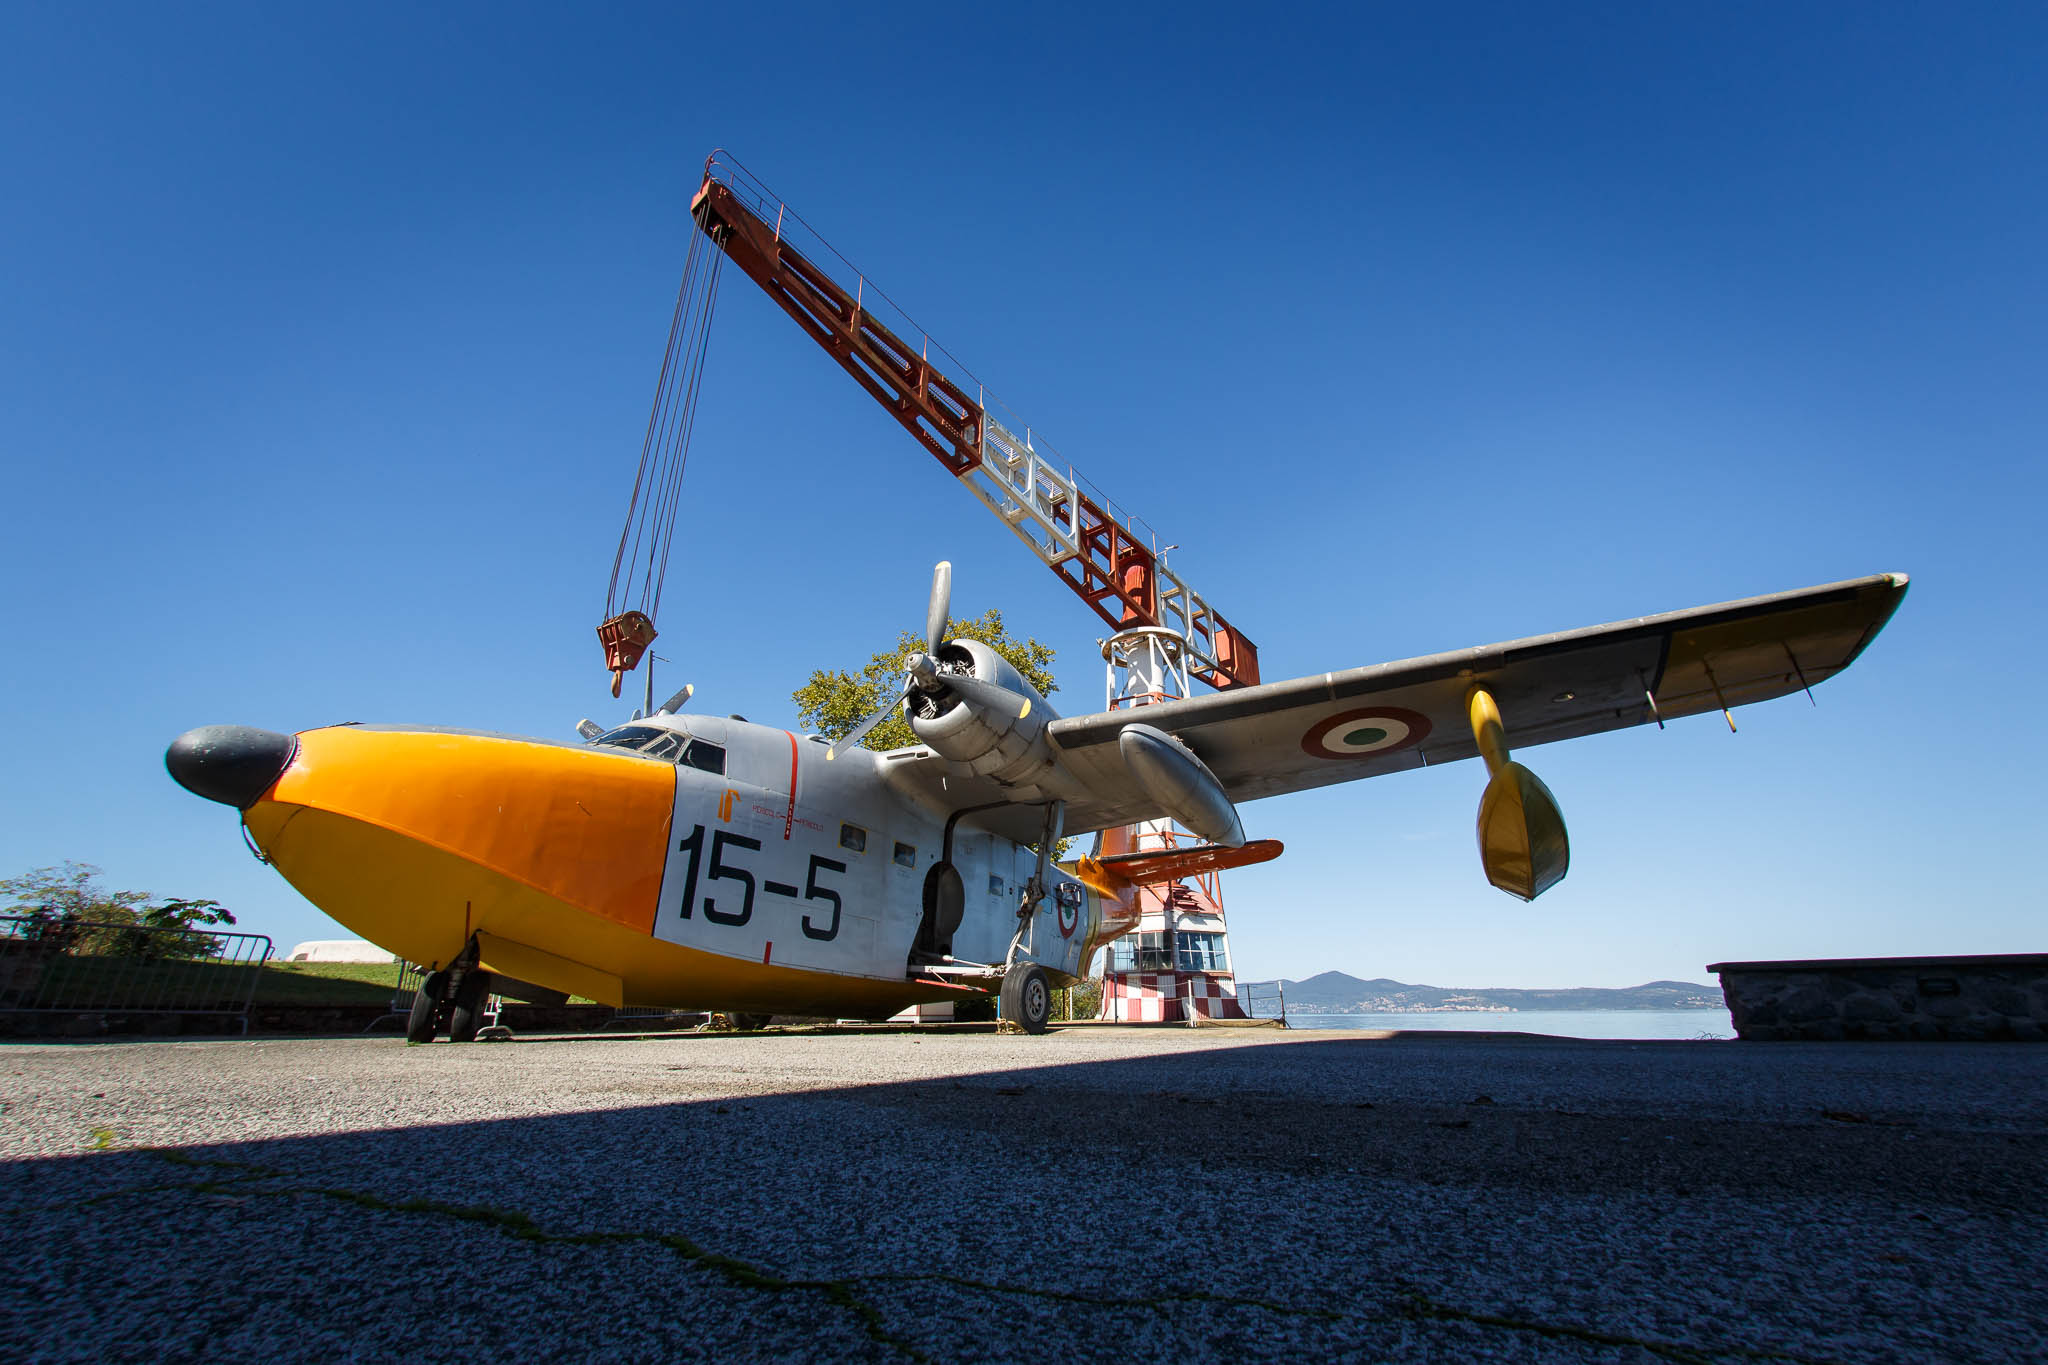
1177,933,1230,973
1109,933,1174,972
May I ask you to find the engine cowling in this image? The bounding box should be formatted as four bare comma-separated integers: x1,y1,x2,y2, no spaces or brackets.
906,639,1073,792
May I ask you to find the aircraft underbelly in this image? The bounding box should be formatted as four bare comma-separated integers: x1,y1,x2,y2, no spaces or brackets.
241,724,984,1015
249,796,961,1014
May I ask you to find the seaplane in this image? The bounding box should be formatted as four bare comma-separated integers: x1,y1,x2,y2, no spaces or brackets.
165,561,1906,1040
164,153,1908,1039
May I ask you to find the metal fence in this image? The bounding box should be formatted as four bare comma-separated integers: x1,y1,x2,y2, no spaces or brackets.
0,913,273,1032
1236,980,1288,1025
361,960,425,1032
390,961,423,1013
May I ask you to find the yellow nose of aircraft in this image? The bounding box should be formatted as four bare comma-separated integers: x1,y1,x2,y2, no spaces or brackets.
165,724,675,980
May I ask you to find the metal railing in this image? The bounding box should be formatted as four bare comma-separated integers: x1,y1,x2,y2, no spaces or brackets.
362,961,425,1032
1236,980,1288,1025
0,914,273,1032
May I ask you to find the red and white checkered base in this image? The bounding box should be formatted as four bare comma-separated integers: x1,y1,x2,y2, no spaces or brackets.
1098,971,1247,1022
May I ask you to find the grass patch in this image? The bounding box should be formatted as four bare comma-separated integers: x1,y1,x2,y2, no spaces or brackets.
263,959,410,1006
253,960,401,1005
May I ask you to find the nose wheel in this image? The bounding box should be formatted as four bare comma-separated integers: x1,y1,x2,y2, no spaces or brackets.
448,970,493,1042
405,970,446,1043
404,955,495,1043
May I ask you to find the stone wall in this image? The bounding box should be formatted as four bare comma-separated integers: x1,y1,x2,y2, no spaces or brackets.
0,1002,632,1038
1709,954,2048,1041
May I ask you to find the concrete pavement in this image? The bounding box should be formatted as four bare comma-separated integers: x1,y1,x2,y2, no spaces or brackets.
3,1027,2045,1362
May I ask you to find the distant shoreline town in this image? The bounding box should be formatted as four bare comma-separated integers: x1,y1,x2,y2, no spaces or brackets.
1243,971,1724,1013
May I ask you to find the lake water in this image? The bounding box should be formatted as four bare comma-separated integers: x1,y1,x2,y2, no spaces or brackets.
1279,1009,1733,1040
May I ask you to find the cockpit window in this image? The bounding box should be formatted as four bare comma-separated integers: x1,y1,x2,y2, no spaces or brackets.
593,725,672,754
593,725,725,775
680,741,725,775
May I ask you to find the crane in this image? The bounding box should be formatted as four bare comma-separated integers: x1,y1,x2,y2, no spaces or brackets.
668,151,1266,1020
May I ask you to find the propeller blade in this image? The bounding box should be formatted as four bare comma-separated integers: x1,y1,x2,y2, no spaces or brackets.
925,560,952,656
827,685,905,761
941,671,1033,720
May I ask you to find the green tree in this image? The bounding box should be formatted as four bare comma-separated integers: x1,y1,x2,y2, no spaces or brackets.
114,899,239,960
1,863,235,958
791,607,1059,753
1,862,146,954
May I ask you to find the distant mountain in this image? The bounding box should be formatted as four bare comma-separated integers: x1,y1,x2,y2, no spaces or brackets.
1244,971,1722,1013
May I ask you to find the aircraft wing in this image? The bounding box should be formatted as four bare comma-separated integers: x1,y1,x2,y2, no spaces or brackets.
1031,573,1908,834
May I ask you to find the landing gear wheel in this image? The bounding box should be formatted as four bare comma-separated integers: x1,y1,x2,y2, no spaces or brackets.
405,970,447,1043
1000,963,1051,1034
448,971,492,1043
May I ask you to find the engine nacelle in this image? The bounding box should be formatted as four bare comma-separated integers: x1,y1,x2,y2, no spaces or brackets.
907,639,1069,791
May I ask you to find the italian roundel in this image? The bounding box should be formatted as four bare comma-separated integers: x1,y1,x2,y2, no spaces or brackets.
1057,896,1080,938
1300,706,1433,760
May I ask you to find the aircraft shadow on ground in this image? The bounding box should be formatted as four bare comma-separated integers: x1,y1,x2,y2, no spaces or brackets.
5,1034,2044,1362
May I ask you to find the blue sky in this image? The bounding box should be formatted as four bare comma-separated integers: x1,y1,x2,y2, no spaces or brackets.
3,3,2042,987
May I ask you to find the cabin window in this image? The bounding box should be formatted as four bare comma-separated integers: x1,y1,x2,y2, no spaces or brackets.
988,875,1005,896
839,823,867,853
893,842,916,868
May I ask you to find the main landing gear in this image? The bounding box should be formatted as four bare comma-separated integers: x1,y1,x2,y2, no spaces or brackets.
406,946,494,1044
1000,962,1051,1034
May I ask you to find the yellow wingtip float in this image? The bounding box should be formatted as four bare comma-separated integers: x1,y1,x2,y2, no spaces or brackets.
1468,686,1571,902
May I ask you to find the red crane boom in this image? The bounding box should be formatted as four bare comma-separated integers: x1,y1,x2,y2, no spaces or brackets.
688,153,1259,692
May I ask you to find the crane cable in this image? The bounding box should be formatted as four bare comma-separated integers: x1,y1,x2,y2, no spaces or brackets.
599,222,724,694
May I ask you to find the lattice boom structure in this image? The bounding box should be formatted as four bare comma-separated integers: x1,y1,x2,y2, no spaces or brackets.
690,154,1259,693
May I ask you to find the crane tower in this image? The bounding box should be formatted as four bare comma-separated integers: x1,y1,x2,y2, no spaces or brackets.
688,154,1265,1021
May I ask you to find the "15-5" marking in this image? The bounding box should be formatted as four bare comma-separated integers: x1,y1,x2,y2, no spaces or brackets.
671,825,845,941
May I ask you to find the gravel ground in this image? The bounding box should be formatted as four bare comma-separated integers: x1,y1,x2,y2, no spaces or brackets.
3,1026,2044,1363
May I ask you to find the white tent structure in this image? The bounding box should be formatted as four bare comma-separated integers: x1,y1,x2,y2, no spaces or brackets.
283,940,395,964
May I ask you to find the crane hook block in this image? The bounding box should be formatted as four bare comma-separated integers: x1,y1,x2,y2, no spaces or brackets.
597,611,658,698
